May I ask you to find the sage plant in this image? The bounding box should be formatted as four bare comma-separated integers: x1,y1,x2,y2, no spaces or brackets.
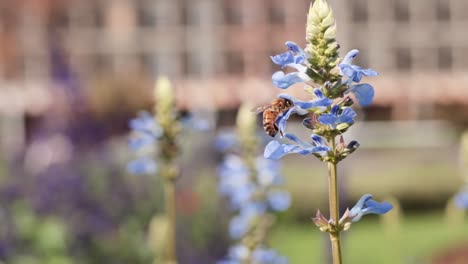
128,77,181,264
217,104,289,264
262,1,392,263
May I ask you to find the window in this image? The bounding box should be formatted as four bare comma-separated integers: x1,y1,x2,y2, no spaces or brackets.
225,51,244,74
183,51,209,77
268,2,285,24
437,47,452,70
436,0,450,21
351,0,368,23
395,47,412,70
224,0,242,25
394,0,409,22
362,105,392,121
138,3,156,27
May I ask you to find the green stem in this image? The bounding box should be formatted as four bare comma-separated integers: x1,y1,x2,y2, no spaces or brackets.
327,136,342,264
164,180,177,264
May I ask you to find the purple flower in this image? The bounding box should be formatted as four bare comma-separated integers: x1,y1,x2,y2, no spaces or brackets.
318,105,356,128
264,133,330,160
349,194,393,222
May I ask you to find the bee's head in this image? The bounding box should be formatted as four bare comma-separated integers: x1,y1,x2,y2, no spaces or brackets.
285,99,294,107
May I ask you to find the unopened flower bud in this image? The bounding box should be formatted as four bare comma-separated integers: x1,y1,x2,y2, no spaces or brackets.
336,122,352,132
342,97,354,107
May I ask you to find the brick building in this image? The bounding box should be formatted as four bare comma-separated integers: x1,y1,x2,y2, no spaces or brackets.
1,0,468,121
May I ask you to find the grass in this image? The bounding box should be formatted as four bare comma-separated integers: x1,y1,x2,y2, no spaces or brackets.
270,212,468,264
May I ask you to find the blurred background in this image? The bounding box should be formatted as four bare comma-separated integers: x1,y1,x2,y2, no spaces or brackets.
0,0,468,263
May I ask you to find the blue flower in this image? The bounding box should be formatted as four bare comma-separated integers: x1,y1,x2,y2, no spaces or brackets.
348,83,375,106
271,42,311,89
272,70,310,89
228,245,249,261
267,191,291,212
276,90,333,136
179,111,215,131
339,50,378,83
128,111,161,175
127,157,157,175
339,50,378,106
318,105,356,128
271,41,307,68
255,158,284,186
128,134,155,151
264,133,330,160
252,247,289,264
129,111,162,137
229,213,254,239
349,194,393,222
214,130,238,152
454,191,468,209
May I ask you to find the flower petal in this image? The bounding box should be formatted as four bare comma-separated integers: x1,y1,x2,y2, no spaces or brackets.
318,113,338,125
264,137,330,160
264,140,289,160
276,107,297,137
272,71,308,89
337,108,356,124
361,68,378,77
285,41,302,53
362,199,393,215
342,49,359,65
349,194,393,222
271,51,295,68
350,83,375,106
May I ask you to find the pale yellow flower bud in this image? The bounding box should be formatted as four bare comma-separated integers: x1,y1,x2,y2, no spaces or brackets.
155,76,175,113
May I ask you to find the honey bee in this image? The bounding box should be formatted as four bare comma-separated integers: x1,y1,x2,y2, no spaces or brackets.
253,98,294,137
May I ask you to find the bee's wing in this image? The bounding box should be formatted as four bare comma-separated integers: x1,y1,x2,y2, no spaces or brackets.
251,104,271,114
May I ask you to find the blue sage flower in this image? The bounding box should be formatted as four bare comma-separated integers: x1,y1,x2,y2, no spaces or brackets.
275,90,332,136
264,133,330,160
347,83,375,107
129,111,162,137
267,191,291,212
252,247,289,264
271,41,307,67
454,191,468,209
126,157,157,175
214,129,238,152
339,50,378,83
128,111,161,175
349,194,393,222
219,244,288,264
339,50,378,106
271,42,311,89
318,105,356,128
